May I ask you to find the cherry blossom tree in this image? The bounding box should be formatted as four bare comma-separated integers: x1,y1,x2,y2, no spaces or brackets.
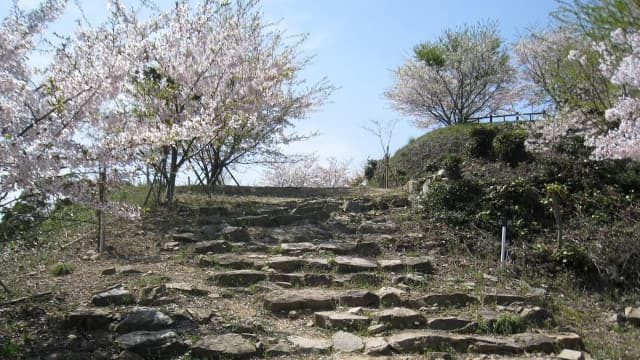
588,29,640,159
263,157,353,188
385,21,516,128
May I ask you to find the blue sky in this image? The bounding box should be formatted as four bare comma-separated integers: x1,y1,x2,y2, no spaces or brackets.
5,0,558,184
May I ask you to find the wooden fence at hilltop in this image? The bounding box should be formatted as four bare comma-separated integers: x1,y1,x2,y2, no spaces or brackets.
468,111,547,124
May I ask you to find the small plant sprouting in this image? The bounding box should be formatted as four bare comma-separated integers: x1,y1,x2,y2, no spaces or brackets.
49,262,75,277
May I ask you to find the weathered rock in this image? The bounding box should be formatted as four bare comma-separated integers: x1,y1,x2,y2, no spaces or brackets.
342,199,365,213
138,285,168,306
280,242,316,254
210,270,267,287
101,267,117,275
184,308,215,324
268,273,306,286
191,333,257,359
303,273,333,286
234,215,273,227
115,307,173,333
331,331,364,353
314,311,371,331
378,259,403,272
470,338,522,355
269,224,332,243
377,287,406,307
304,258,332,271
338,289,380,307
519,306,552,326
172,233,198,243
358,221,398,234
266,256,306,272
404,256,436,274
165,282,209,296
194,240,232,254
551,333,584,350
387,330,472,353
625,306,640,326
404,180,421,194
116,350,145,360
375,307,425,329
558,349,586,360
91,287,135,306
66,308,112,330
513,333,555,353
287,335,331,354
200,254,259,269
264,341,294,357
161,242,181,251
363,337,392,356
483,293,527,306
427,317,474,331
264,289,336,313
335,273,382,287
218,226,250,242
334,256,377,273
118,266,143,275
391,273,428,286
115,330,187,358
421,293,479,308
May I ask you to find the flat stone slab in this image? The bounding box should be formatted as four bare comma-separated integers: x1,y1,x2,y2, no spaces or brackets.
334,256,377,273
218,226,250,242
558,349,587,360
287,335,331,354
264,289,336,313
427,317,475,331
266,256,307,272
421,293,479,308
194,240,232,254
363,337,392,356
200,254,261,269
66,308,112,330
332,331,364,353
377,257,435,274
165,282,210,296
115,307,174,333
387,330,473,353
377,287,406,307
338,289,380,307
314,311,371,331
116,330,187,357
483,293,528,306
280,242,317,253
304,258,332,271
172,233,198,243
91,287,136,306
375,307,425,329
191,333,257,359
210,270,266,287
625,306,640,326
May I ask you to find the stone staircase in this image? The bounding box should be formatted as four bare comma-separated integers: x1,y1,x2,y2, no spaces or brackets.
66,194,590,359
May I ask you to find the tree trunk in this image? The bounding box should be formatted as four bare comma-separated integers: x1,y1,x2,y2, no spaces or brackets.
165,147,179,206
97,166,106,253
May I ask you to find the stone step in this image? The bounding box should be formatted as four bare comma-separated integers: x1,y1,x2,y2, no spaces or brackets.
277,330,582,357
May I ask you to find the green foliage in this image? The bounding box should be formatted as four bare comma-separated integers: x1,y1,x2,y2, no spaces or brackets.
50,262,75,277
552,135,593,159
442,154,463,180
422,178,483,213
492,312,526,335
364,159,378,181
0,340,19,357
414,43,446,67
493,129,528,166
465,126,497,158
0,195,47,245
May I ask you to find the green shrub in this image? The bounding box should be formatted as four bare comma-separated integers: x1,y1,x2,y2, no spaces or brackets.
364,159,378,181
492,312,526,335
466,126,497,158
422,178,483,213
552,135,592,159
442,154,463,180
493,130,528,166
50,263,75,277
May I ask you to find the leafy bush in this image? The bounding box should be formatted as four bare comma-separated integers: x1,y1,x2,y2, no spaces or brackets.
442,154,463,180
492,312,526,335
364,159,378,181
466,126,497,158
50,263,76,277
422,178,483,213
479,178,548,232
493,129,528,166
552,135,592,159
